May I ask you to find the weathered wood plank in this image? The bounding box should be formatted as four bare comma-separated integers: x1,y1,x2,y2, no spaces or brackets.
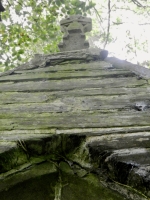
87,132,150,150
8,62,115,74
0,111,149,130
0,133,52,142
0,92,55,104
0,70,135,82
0,142,17,154
56,126,150,135
0,77,147,92
0,95,149,114
1,126,150,137
105,57,150,79
0,88,149,104
0,129,55,135
105,148,150,165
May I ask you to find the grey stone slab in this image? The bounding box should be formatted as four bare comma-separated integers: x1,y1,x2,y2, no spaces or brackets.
0,111,150,130
0,77,147,92
0,69,135,82
0,87,149,104
105,57,150,79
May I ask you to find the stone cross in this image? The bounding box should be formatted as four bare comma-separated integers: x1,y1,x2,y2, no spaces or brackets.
58,15,92,52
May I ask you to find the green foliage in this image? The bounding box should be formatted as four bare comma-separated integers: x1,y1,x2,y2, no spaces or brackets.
0,0,94,71
0,0,150,70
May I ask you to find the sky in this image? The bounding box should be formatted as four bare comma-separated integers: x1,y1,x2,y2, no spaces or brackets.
90,0,150,66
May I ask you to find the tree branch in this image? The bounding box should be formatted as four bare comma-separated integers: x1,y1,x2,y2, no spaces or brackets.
130,0,145,7
6,0,11,6
103,0,111,49
93,6,105,32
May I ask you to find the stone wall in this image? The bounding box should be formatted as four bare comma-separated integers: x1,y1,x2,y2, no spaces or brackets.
0,50,150,199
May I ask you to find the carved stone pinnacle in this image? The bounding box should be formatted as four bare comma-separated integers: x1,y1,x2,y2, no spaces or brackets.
58,15,92,52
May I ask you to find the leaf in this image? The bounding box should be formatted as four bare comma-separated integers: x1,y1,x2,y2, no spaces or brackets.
17,54,22,60
15,4,22,15
12,51,17,56
80,2,86,10
56,0,61,7
18,49,24,54
33,38,38,43
61,7,66,13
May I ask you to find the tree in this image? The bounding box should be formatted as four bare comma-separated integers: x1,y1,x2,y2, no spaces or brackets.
0,0,95,71
0,0,150,71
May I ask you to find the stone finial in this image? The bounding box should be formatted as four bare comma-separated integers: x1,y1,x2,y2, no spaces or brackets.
58,15,92,52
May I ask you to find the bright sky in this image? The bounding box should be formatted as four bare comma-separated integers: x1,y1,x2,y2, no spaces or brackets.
90,0,150,66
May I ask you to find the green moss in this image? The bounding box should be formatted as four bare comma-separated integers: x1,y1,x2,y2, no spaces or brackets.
0,147,28,173
61,172,126,200
0,171,58,200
